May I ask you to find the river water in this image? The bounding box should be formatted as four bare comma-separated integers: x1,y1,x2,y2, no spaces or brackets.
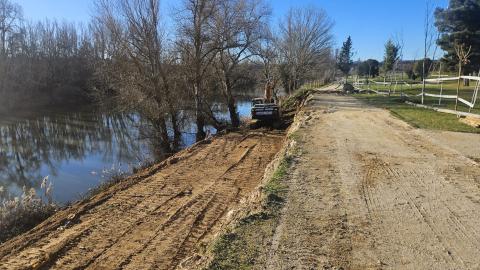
0,99,254,204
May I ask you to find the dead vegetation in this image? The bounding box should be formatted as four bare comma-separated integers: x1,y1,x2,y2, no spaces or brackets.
280,88,316,123
0,177,57,244
460,116,480,128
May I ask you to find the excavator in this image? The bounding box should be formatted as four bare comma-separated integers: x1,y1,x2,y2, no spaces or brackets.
251,80,280,121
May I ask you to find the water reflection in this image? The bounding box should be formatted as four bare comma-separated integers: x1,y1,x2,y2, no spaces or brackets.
0,99,254,203
0,109,153,203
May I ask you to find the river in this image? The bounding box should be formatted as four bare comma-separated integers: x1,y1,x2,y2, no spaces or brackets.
0,98,254,204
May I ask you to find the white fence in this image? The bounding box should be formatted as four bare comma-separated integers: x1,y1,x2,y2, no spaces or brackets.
422,75,480,110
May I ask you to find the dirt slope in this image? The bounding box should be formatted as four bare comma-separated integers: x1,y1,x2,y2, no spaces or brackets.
0,132,283,270
266,93,480,269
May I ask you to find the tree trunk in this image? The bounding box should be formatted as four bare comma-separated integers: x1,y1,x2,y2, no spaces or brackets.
422,58,426,104
194,83,206,141
0,31,5,56
455,63,462,111
161,76,181,150
222,78,240,127
289,78,295,93
169,107,181,151
228,96,239,128
0,16,5,56
155,116,172,157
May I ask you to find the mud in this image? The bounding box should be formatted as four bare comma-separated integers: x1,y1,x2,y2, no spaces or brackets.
0,132,283,270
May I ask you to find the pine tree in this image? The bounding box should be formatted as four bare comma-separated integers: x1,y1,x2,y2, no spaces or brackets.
383,39,399,76
435,0,480,73
337,36,353,81
414,58,433,79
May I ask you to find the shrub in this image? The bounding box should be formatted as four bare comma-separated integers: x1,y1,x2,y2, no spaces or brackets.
343,83,355,92
0,177,57,244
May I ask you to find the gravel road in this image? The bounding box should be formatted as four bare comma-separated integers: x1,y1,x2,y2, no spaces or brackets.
266,92,480,270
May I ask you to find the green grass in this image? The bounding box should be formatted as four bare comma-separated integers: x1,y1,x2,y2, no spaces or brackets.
356,94,480,134
207,154,294,270
263,157,291,196
287,130,301,141
360,80,480,114
207,212,277,270
390,107,480,133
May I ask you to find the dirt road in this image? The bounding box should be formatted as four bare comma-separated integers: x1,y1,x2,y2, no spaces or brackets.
266,93,480,269
0,132,283,270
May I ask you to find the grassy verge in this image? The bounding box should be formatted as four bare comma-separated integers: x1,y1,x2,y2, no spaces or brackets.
207,155,294,270
356,94,480,134
361,81,480,114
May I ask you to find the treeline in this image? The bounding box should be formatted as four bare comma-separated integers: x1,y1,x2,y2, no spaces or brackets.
0,0,335,150
0,1,96,109
346,0,480,82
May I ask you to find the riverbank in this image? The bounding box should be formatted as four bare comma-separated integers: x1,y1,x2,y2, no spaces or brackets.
0,88,315,269
207,86,480,269
0,129,285,269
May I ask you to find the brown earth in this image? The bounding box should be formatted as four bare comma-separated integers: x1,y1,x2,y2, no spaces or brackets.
265,91,480,269
3,87,480,270
0,131,283,270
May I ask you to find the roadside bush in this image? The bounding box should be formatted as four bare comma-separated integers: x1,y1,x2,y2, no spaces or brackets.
281,88,315,113
0,177,57,244
343,83,355,93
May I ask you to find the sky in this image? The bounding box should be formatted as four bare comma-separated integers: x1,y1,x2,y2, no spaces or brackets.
15,0,449,61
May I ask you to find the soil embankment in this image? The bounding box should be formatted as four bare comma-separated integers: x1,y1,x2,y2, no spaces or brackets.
0,131,283,270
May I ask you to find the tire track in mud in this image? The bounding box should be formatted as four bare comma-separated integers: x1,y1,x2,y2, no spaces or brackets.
346,112,480,268
357,155,461,267
0,132,283,270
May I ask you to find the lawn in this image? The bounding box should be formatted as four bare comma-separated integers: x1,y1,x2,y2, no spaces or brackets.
357,79,480,114
356,94,480,134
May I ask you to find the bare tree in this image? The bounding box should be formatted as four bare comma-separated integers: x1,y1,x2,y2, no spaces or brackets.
393,32,405,82
93,0,182,152
454,43,471,111
0,14,96,111
253,26,280,100
176,0,219,141
421,0,437,104
0,0,22,56
277,6,333,93
212,0,270,127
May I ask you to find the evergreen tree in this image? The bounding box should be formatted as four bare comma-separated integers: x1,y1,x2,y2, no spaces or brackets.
383,39,400,76
405,65,417,80
357,61,369,77
337,36,353,80
414,58,433,79
358,59,379,78
435,0,480,73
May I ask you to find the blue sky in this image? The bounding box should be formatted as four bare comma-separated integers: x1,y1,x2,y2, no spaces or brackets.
15,0,448,60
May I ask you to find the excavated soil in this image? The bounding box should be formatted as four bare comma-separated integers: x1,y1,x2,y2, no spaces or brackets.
265,91,480,269
0,131,283,270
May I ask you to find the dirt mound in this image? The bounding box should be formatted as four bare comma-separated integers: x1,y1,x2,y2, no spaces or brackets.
0,131,283,270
